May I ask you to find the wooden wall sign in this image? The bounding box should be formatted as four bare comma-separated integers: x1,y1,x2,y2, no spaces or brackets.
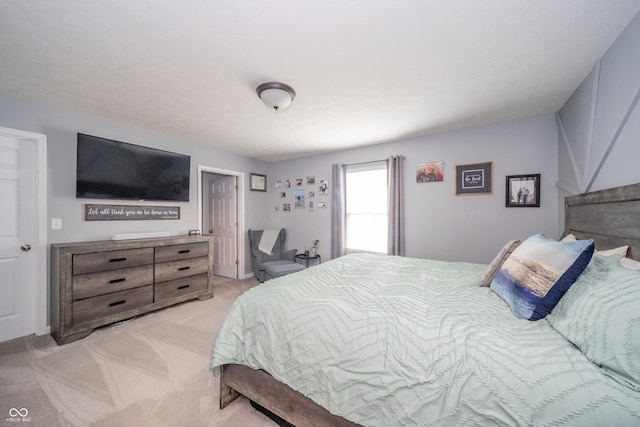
85,204,180,221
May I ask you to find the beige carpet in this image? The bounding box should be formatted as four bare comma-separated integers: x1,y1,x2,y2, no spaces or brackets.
0,277,278,426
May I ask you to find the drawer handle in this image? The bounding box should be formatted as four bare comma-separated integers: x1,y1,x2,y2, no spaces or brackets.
178,266,190,271
109,300,126,307
178,284,190,290
178,249,191,254
110,257,127,263
109,278,126,284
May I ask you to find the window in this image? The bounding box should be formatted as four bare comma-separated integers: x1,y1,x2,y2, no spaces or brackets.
345,162,387,253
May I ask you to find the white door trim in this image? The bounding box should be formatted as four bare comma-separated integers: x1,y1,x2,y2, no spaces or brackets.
0,126,48,336
197,165,247,279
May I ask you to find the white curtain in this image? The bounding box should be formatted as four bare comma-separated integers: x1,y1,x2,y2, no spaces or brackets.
387,155,405,256
330,163,346,259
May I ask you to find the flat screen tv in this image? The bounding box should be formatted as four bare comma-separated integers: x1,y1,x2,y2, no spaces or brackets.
76,133,190,202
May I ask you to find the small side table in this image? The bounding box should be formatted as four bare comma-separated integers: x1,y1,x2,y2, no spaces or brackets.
295,253,321,268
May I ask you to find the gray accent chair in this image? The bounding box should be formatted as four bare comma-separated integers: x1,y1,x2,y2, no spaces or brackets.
248,229,304,282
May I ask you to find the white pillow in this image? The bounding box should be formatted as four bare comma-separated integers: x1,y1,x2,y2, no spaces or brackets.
596,246,629,257
561,233,627,258
620,257,640,270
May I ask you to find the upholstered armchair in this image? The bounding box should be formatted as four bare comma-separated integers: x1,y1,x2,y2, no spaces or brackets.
248,229,303,282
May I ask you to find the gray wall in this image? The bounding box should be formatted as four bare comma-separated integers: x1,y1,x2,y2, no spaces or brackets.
0,93,270,270
266,114,559,264
557,11,640,229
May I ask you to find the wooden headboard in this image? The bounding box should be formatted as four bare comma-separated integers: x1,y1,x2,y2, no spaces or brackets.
564,183,640,261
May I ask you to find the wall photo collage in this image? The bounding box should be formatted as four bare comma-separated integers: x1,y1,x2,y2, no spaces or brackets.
274,176,329,213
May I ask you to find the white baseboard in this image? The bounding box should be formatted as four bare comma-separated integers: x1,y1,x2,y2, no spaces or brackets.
111,231,172,240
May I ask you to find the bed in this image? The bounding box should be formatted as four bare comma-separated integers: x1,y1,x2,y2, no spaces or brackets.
210,183,640,426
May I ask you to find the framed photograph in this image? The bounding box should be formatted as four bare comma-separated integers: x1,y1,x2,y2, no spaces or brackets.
506,174,540,207
307,176,316,185
318,201,327,208
250,173,267,192
318,179,329,195
296,178,304,186
416,161,444,183
455,162,492,195
294,189,305,208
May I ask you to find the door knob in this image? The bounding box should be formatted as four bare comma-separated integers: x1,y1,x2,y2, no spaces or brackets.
21,244,31,252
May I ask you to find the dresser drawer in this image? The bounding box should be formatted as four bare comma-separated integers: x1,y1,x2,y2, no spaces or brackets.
72,265,153,300
154,256,209,283
155,273,209,303
73,248,154,275
72,285,153,324
155,242,209,263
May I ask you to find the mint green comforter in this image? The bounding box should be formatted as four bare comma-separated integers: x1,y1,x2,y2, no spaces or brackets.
211,253,640,426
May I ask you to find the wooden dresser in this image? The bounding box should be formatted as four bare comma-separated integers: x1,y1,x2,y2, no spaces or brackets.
51,235,213,345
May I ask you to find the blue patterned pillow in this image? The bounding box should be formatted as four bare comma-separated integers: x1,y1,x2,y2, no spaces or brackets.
490,233,594,320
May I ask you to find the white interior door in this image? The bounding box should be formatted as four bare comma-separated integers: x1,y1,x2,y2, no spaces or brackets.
0,134,37,342
210,175,238,278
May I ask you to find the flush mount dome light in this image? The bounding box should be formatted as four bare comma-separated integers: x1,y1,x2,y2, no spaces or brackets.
256,82,296,111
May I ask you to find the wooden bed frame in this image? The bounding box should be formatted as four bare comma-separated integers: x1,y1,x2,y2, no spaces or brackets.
564,182,640,260
219,182,640,426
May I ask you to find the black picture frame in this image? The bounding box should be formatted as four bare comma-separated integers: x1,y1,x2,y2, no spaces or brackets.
505,174,540,207
455,162,492,195
250,173,267,192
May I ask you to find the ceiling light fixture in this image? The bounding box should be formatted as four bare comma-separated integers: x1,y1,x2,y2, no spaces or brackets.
256,82,296,111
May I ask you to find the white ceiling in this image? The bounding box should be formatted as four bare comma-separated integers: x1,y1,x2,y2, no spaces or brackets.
1,1,639,162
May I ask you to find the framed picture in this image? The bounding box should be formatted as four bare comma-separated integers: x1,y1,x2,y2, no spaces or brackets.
294,189,305,208
455,162,492,195
318,179,329,195
506,174,540,207
416,161,444,183
250,173,267,191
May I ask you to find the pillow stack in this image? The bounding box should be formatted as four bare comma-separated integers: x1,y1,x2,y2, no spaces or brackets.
547,254,640,390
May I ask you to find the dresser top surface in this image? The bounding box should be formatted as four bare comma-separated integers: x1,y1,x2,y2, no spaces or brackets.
52,235,212,254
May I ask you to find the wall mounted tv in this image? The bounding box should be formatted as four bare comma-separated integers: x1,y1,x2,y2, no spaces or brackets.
76,133,191,202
